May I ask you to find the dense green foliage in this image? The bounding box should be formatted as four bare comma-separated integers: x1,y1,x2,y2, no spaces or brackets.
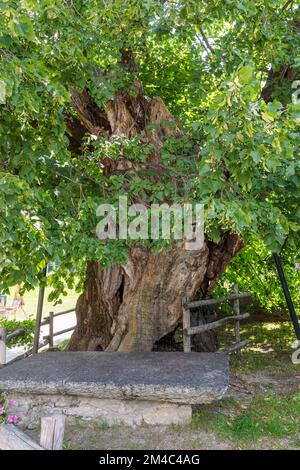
0,1,299,304
216,239,300,310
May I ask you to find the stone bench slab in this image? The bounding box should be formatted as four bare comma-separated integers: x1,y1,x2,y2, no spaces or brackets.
0,351,229,405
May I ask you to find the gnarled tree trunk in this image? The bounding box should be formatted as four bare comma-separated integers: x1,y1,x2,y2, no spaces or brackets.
68,235,243,351
66,83,243,352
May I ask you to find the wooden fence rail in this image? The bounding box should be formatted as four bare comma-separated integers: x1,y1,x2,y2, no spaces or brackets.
6,328,25,341
0,325,49,366
186,312,250,335
182,284,251,355
0,307,75,366
42,309,76,347
187,291,252,309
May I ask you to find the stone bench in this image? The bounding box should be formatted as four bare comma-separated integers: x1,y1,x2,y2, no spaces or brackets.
0,351,228,426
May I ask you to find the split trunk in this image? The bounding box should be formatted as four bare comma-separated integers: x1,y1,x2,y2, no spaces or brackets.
67,85,243,352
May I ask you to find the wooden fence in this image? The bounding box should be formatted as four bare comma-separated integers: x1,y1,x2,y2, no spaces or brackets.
0,308,75,366
40,308,75,350
182,284,251,354
0,414,65,450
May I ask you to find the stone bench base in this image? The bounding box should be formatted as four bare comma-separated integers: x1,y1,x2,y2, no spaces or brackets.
0,351,228,427
7,392,192,427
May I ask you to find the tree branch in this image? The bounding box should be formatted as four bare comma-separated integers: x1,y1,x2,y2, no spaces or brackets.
282,0,293,11
199,27,215,56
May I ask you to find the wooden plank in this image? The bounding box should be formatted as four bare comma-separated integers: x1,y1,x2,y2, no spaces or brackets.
49,311,54,348
187,292,251,309
182,297,191,352
40,414,65,450
6,328,25,342
0,327,6,365
53,308,75,317
0,425,44,450
40,317,50,327
32,273,46,354
40,309,75,327
225,339,250,353
52,326,75,337
233,284,241,358
43,326,75,341
186,313,250,335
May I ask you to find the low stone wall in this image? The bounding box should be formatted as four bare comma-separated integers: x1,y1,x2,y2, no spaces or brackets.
7,392,192,427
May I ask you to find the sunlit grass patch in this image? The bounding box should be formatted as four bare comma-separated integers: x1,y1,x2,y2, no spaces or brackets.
217,320,299,373
192,392,300,444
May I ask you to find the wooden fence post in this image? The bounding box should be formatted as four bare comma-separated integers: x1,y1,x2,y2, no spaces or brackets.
40,414,65,450
0,327,6,365
233,284,241,358
49,311,54,348
33,273,46,354
182,296,191,352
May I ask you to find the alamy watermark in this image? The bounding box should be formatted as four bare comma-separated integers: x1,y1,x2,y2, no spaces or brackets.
96,196,204,251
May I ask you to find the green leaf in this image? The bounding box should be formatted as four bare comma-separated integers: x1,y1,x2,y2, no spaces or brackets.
0,80,6,104
238,65,254,85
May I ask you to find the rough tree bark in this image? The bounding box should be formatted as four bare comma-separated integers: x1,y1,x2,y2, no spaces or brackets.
67,83,244,352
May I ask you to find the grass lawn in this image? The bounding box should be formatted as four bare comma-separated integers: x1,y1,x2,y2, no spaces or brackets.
194,319,300,449
192,391,300,449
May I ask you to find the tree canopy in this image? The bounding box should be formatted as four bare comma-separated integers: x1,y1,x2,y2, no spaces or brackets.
0,0,300,301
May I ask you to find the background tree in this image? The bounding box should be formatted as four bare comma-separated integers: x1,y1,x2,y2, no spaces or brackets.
0,0,299,351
